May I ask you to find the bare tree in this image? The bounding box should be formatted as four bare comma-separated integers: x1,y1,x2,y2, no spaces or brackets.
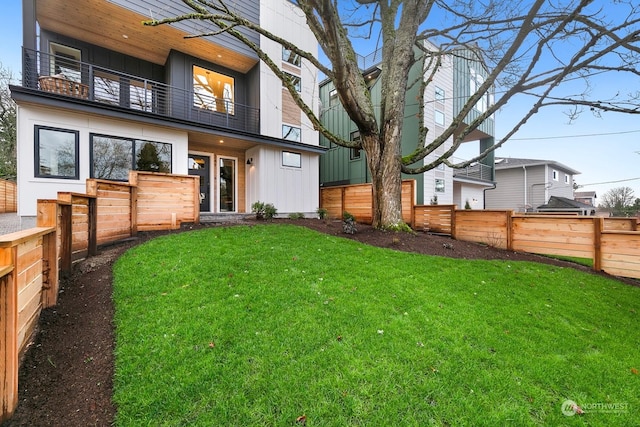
145,0,640,229
599,186,638,217
0,64,17,179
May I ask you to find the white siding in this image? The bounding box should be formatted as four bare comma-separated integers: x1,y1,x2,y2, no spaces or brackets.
422,40,454,205
17,105,188,216
259,0,319,146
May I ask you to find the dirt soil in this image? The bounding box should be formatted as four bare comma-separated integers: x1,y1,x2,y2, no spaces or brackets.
3,218,636,426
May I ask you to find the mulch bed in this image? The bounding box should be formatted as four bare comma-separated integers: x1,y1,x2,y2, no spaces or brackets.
2,218,636,426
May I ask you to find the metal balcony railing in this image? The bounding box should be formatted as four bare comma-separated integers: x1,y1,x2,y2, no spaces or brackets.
21,48,260,134
452,157,494,181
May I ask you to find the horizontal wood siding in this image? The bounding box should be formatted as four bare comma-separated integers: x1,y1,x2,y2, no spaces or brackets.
131,172,199,231
512,215,595,259
344,184,373,223
600,231,640,279
455,210,510,249
16,238,43,355
413,205,455,234
86,180,133,246
320,187,344,219
57,193,93,261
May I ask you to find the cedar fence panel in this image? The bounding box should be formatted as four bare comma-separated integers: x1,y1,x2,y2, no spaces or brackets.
603,217,638,231
320,187,343,219
600,231,640,279
0,180,17,213
511,215,596,259
343,184,373,223
130,172,199,231
454,210,512,249
86,180,134,245
413,205,456,234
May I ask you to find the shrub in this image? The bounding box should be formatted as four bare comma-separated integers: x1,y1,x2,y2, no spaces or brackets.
252,201,278,220
342,211,357,234
288,212,305,220
464,200,472,209
316,207,328,219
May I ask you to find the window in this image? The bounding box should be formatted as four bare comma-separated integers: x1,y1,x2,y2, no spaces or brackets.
283,72,301,92
329,88,339,107
552,170,559,181
469,67,487,113
435,178,445,193
435,110,445,126
565,174,570,184
49,43,81,82
282,151,301,168
91,134,171,180
435,86,445,103
193,65,234,114
282,124,301,142
35,126,79,179
350,130,361,160
282,47,301,67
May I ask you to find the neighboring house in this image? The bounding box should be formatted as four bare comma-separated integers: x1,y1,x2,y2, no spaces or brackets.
11,0,323,222
485,157,580,212
318,41,495,209
537,196,596,215
574,191,597,206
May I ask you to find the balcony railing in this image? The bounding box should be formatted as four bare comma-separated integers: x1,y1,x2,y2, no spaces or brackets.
22,48,260,134
452,157,494,182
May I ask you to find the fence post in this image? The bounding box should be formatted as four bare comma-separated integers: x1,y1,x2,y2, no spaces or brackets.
130,185,138,236
0,249,17,422
37,200,60,308
59,202,72,277
451,208,457,240
88,197,97,256
593,217,603,272
506,211,514,251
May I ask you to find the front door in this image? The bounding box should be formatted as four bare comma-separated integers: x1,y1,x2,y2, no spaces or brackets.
218,157,236,212
188,154,210,212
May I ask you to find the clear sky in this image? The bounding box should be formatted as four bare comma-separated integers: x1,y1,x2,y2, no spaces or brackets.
1,2,638,203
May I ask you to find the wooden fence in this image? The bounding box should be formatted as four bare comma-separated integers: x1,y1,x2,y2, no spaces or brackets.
320,181,640,280
0,180,17,213
0,171,199,422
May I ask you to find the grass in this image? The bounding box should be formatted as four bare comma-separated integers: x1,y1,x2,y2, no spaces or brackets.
545,255,594,268
112,225,640,426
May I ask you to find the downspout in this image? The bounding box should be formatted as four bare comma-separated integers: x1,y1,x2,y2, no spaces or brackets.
522,165,527,212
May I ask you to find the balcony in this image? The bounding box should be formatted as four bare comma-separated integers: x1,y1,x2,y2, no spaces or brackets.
452,158,494,182
21,48,260,134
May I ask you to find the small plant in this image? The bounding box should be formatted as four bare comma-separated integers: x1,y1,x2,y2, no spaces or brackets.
288,212,305,220
430,195,438,205
316,207,328,219
252,201,278,220
342,211,357,234
464,200,472,210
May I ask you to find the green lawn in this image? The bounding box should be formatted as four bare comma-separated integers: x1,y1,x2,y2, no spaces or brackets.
112,224,640,426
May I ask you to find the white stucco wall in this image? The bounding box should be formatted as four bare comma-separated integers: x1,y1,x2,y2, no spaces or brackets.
16,105,189,216
259,0,319,146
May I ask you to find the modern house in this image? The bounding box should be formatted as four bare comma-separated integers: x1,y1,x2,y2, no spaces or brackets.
318,41,495,209
485,157,580,212
11,0,323,224
574,191,597,206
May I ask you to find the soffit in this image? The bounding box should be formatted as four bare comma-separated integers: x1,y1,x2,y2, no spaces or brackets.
35,0,258,73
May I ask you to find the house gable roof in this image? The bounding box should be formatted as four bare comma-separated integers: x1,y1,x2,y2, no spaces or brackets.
494,157,581,175
537,196,594,211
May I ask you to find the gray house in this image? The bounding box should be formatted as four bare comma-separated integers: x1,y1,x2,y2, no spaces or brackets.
485,157,580,212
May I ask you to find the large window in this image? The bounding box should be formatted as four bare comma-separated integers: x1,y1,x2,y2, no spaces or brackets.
282,124,301,142
35,126,79,179
49,43,81,82
193,65,234,114
282,47,301,67
470,67,488,113
91,134,171,180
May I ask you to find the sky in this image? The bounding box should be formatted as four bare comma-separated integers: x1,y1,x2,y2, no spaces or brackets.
1,2,639,203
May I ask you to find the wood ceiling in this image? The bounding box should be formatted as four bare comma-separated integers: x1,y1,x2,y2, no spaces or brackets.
35,0,259,73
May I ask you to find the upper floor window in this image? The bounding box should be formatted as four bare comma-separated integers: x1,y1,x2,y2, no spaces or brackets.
552,170,559,181
565,174,570,184
435,86,445,103
469,67,487,113
283,72,301,92
435,110,445,126
49,43,81,82
282,151,302,168
350,131,361,160
193,65,234,114
329,88,339,107
282,124,301,142
35,126,79,179
282,47,301,67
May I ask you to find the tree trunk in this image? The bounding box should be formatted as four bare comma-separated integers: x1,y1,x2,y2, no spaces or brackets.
363,133,404,229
